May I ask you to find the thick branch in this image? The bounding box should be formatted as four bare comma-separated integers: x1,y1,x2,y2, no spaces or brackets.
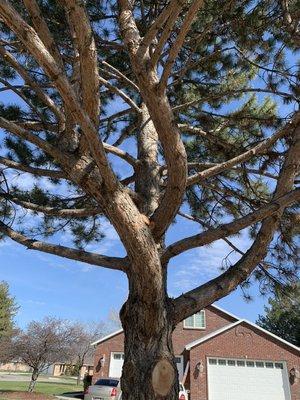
0,117,66,163
0,220,126,271
187,112,300,186
62,0,100,127
0,192,102,217
139,0,184,53
23,0,64,68
162,188,300,263
159,0,205,89
151,4,184,66
0,156,65,179
103,143,137,167
119,1,189,239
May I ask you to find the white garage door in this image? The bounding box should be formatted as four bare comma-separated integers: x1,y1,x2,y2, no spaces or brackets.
207,358,291,400
109,353,184,379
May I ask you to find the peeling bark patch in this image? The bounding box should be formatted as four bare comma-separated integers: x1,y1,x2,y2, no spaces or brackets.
152,359,175,396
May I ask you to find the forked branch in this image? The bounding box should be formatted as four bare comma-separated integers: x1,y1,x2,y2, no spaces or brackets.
0,0,117,190
162,188,300,263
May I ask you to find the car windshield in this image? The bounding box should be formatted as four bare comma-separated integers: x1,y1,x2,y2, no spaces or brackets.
95,379,119,387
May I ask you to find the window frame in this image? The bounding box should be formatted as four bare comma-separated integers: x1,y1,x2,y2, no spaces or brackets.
183,310,206,330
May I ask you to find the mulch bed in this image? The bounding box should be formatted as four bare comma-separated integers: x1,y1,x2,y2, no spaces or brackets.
0,392,55,400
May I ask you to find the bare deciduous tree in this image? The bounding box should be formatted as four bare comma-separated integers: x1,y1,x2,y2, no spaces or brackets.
70,322,106,385
0,0,299,399
14,317,77,392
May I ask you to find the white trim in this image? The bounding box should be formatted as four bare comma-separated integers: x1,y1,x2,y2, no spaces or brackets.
91,329,123,346
209,304,240,321
283,359,293,400
185,319,300,353
241,319,300,353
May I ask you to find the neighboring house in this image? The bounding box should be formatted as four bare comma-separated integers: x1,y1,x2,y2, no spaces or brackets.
0,360,93,379
0,360,31,373
91,304,300,400
53,362,94,378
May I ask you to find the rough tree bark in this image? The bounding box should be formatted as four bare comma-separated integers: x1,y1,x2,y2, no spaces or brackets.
121,266,178,400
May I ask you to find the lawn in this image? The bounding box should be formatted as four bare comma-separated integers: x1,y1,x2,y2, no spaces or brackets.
0,381,82,396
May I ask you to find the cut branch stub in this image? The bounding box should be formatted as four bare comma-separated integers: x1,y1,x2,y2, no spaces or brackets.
152,358,175,397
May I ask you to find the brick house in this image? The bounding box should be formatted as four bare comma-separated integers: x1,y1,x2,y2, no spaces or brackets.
91,305,300,400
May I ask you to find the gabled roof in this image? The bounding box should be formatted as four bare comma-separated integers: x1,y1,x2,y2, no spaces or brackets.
185,319,300,353
91,304,238,346
207,304,239,321
91,328,123,347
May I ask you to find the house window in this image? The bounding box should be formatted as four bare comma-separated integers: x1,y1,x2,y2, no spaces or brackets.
246,361,255,367
183,310,205,329
256,362,264,368
113,353,123,360
265,362,274,369
275,363,283,369
209,359,217,365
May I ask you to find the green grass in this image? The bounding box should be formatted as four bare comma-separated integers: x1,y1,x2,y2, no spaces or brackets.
0,381,82,395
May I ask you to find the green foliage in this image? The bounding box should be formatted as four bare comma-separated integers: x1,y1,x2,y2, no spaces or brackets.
0,281,17,340
257,283,300,346
0,282,18,363
0,0,298,294
64,362,80,377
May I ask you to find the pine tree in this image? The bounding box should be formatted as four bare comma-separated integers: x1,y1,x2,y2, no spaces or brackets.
257,284,300,346
0,281,18,362
0,0,299,398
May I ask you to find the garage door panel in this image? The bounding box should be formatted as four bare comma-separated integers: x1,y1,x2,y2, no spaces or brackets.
109,352,124,378
207,358,291,400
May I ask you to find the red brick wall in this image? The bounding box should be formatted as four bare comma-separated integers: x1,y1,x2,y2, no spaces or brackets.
94,331,125,380
93,306,235,382
189,322,300,400
172,306,236,354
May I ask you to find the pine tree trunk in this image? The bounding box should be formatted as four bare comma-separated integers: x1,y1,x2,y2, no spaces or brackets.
28,369,39,392
120,268,179,400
